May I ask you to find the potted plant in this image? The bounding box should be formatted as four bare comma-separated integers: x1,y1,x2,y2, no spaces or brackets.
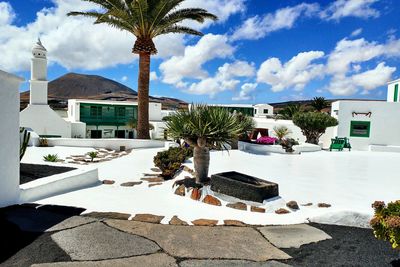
166,104,254,184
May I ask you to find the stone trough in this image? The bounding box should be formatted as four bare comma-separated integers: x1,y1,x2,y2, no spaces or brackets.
210,171,279,203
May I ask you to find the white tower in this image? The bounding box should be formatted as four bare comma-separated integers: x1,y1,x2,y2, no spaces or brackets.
30,39,48,105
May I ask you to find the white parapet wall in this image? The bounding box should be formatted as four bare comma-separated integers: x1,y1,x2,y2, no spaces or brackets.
0,70,24,207
20,168,99,203
238,141,321,154
46,138,166,151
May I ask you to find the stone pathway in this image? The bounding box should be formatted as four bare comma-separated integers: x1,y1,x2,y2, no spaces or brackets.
1,205,398,267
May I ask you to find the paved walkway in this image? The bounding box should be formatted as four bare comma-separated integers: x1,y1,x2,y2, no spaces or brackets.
0,205,398,267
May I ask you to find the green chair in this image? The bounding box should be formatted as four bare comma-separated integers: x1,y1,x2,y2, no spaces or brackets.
330,137,351,151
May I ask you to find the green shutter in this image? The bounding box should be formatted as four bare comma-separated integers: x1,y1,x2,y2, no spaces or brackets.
394,84,399,102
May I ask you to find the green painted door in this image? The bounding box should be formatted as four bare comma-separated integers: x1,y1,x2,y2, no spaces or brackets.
394,84,399,102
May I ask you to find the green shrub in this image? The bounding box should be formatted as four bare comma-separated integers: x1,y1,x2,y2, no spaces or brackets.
293,112,338,145
88,151,98,162
154,147,193,179
43,154,59,162
371,201,400,250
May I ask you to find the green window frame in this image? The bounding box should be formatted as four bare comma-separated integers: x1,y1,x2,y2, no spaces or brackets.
350,121,371,138
394,84,399,102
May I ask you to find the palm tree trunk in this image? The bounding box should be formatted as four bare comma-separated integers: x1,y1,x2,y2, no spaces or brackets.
136,52,151,140
194,146,210,184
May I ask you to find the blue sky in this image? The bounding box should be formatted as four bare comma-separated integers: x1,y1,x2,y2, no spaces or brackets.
1,0,399,103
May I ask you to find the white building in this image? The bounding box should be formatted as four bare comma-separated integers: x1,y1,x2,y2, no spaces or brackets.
253,104,274,118
67,99,164,139
387,78,400,102
20,39,72,138
0,70,24,207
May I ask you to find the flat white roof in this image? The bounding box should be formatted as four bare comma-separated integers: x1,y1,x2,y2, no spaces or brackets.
69,99,160,106
388,78,400,85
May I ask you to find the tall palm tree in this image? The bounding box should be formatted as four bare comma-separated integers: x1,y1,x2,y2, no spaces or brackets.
166,105,254,184
310,97,329,112
276,104,302,120
68,0,217,139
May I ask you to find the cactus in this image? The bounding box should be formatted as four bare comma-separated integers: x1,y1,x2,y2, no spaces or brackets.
20,127,31,161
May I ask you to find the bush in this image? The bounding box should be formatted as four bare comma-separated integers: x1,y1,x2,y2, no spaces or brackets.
293,112,338,145
154,147,193,179
256,136,278,145
88,151,98,162
371,200,400,250
43,154,59,162
280,138,299,153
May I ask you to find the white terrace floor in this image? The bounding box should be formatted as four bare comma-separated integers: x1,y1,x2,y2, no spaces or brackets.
22,146,400,228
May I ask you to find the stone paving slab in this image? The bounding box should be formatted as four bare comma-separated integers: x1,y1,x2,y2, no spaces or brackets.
180,259,291,267
258,224,332,249
31,253,177,267
45,216,97,232
51,222,160,261
105,220,290,262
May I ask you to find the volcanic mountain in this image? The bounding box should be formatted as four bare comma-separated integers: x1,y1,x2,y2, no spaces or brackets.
20,73,187,110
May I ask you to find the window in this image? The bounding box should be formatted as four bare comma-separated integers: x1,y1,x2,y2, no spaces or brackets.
263,109,269,114
350,121,371,138
90,106,102,117
254,109,257,114
394,84,399,102
115,107,126,117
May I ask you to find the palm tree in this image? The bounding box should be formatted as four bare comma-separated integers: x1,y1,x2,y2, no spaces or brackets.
166,105,254,184
68,0,218,139
273,126,291,142
310,97,329,112
276,104,302,120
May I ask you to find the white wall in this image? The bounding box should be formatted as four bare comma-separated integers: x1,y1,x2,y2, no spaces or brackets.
71,121,86,138
149,102,162,121
20,105,72,138
254,117,333,148
332,100,400,151
387,81,400,102
0,70,24,207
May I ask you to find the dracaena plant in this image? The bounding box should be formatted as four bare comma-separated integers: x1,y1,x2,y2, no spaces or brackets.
166,104,254,184
68,0,217,139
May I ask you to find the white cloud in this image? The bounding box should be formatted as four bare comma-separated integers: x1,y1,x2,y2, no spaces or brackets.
185,60,255,96
327,63,396,96
159,34,235,85
320,0,380,21
231,3,319,41
257,51,325,92
233,83,258,101
351,28,363,37
121,76,128,82
0,0,242,72
0,2,14,25
150,71,158,81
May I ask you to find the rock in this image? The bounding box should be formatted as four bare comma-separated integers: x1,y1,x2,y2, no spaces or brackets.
202,195,222,206
149,183,163,188
151,168,161,173
169,216,189,226
275,208,290,214
141,177,164,183
175,185,186,196
102,180,115,185
132,214,165,224
250,206,266,213
286,201,299,210
192,219,218,226
120,181,143,187
190,188,202,201
223,220,247,227
318,203,332,208
226,202,247,211
301,203,313,207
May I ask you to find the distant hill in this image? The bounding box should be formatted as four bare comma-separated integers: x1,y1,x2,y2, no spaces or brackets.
20,72,187,110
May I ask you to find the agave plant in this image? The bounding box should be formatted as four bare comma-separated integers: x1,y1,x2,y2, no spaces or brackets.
166,105,254,184
273,126,291,142
68,0,217,139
